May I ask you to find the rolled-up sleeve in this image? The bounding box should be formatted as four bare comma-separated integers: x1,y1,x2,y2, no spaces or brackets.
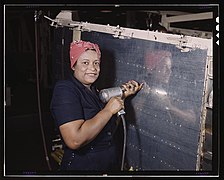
50,81,84,127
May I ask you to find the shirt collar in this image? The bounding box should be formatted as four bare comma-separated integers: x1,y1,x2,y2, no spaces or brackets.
69,74,86,89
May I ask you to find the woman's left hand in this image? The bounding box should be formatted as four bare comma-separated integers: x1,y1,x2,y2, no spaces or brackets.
121,80,144,98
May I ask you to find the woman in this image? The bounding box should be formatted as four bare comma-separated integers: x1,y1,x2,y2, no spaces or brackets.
50,40,143,171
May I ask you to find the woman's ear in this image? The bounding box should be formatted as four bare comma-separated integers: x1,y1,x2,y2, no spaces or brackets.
71,66,75,71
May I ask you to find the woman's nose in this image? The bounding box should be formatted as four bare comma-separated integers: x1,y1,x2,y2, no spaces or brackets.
88,63,96,70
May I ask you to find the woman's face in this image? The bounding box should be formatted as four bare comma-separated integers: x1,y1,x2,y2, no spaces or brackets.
72,50,100,87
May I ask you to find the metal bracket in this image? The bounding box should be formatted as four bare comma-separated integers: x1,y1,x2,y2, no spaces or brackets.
44,12,129,39
112,25,126,39
174,35,192,52
44,15,81,28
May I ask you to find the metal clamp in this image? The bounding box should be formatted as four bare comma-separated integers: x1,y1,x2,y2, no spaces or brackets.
118,109,126,116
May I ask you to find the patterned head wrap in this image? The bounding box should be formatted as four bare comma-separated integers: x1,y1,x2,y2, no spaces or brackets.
70,40,101,68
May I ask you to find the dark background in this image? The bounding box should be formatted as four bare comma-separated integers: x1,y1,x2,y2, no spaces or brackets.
3,4,218,176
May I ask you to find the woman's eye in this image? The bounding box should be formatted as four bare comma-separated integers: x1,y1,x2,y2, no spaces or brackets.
83,62,89,65
94,62,100,65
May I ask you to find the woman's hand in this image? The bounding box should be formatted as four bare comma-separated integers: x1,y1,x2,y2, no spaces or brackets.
122,80,144,99
104,96,124,115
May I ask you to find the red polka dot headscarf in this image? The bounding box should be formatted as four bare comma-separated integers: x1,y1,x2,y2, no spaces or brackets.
70,40,101,68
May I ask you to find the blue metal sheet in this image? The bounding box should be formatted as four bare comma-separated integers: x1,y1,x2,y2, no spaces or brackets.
82,31,207,171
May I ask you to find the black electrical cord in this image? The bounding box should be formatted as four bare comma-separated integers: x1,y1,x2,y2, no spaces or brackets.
120,114,127,171
34,10,52,171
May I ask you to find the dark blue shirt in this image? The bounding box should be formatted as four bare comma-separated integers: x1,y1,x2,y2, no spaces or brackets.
50,75,120,170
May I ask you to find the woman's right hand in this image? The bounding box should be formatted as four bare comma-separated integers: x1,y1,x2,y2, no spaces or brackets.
104,96,124,115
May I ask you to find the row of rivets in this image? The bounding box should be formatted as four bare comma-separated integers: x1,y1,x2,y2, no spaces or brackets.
116,59,204,83
135,107,182,128
128,142,177,170
128,124,181,151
